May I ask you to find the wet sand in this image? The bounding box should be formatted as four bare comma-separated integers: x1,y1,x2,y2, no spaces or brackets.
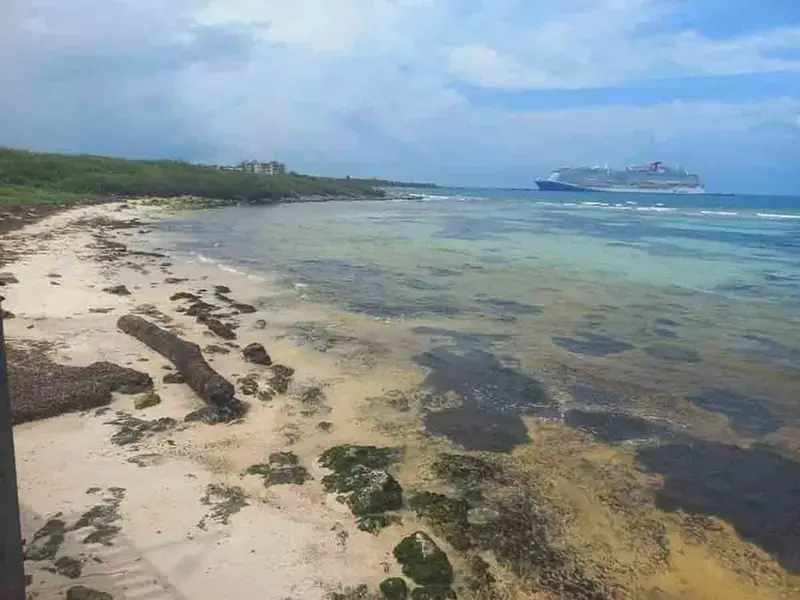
4,201,800,600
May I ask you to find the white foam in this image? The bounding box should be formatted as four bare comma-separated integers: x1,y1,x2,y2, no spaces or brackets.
700,210,740,217
756,212,800,220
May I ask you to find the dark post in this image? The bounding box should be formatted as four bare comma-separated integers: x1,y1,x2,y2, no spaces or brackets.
0,301,26,600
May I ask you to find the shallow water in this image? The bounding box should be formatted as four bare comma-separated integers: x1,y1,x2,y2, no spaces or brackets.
156,189,800,573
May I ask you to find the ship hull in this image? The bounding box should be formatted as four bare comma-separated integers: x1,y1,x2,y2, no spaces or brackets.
535,180,705,194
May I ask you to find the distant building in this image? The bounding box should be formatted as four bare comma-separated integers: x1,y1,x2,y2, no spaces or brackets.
218,160,287,175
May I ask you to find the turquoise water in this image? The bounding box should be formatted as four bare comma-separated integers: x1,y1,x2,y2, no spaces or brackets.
156,188,800,573
158,189,800,440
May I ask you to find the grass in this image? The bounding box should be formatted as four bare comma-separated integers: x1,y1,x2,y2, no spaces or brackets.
0,147,386,205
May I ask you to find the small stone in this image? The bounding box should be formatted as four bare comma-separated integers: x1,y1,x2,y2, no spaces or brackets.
242,342,272,365
0,272,19,285
103,285,131,296
204,318,236,340
214,285,232,294
2,309,14,319
163,371,185,384
238,377,258,396
170,292,199,301
253,319,267,330
53,555,83,579
317,421,334,432
134,390,161,410
204,344,230,355
380,578,409,600
66,585,113,600
164,277,188,284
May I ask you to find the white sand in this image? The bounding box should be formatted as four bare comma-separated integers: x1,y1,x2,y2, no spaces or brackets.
4,202,426,600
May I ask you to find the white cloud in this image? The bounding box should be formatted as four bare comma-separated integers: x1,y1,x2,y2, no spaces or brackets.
1,0,799,192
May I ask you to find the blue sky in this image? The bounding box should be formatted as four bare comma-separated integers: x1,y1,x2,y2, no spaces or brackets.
1,0,799,194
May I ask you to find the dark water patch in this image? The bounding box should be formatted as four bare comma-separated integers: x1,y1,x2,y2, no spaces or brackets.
477,297,543,318
655,317,680,327
411,327,510,352
636,441,800,573
424,266,462,277
564,409,672,443
715,280,761,294
735,333,800,370
424,405,531,452
644,344,701,363
414,347,558,452
567,383,622,408
552,332,635,357
687,388,782,435
652,327,679,339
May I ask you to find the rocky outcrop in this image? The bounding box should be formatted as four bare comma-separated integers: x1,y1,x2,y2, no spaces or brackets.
242,342,272,365
393,532,454,588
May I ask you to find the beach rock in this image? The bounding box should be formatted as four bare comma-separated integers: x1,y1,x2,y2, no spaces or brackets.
231,302,257,314
163,372,185,384
214,285,231,294
2,309,14,319
245,451,311,486
317,421,334,432
52,555,83,579
380,578,409,600
170,292,199,302
204,344,230,355
393,532,454,587
66,586,113,600
108,415,176,445
185,300,216,317
268,364,295,394
204,318,237,340
238,376,258,396
253,319,267,330
0,272,18,285
134,390,161,410
164,277,187,284
242,342,272,365
103,285,131,296
25,519,66,561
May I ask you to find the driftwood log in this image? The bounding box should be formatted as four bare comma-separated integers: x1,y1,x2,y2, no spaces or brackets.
117,315,242,419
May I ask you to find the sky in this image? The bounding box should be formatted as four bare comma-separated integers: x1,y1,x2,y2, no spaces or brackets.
1,0,799,194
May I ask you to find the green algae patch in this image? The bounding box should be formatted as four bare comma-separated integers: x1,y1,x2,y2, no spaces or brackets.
245,451,311,486
393,532,454,587
408,492,471,551
319,444,404,532
379,577,409,600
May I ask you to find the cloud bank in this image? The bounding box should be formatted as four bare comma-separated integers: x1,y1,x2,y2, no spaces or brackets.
1,0,799,193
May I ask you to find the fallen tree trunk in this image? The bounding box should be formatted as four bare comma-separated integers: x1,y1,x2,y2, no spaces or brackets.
117,315,239,417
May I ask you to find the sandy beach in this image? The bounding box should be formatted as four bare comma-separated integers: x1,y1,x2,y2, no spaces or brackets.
5,200,800,600
5,200,423,600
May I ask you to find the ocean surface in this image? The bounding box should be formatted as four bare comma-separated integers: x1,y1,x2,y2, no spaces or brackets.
155,187,800,571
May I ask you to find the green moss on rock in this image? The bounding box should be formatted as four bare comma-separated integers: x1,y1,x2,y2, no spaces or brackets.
408,492,471,551
357,514,401,534
319,444,399,473
379,577,409,600
245,451,311,487
393,532,454,587
66,585,113,600
409,587,456,600
134,390,161,410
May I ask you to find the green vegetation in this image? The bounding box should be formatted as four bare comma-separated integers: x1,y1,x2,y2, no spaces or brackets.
0,147,385,205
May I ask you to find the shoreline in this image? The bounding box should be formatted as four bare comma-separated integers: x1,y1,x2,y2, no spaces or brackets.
4,200,799,600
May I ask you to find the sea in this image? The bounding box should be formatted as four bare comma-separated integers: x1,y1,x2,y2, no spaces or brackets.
155,187,800,574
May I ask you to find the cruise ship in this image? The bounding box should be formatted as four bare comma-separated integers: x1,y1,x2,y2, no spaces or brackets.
536,161,705,194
